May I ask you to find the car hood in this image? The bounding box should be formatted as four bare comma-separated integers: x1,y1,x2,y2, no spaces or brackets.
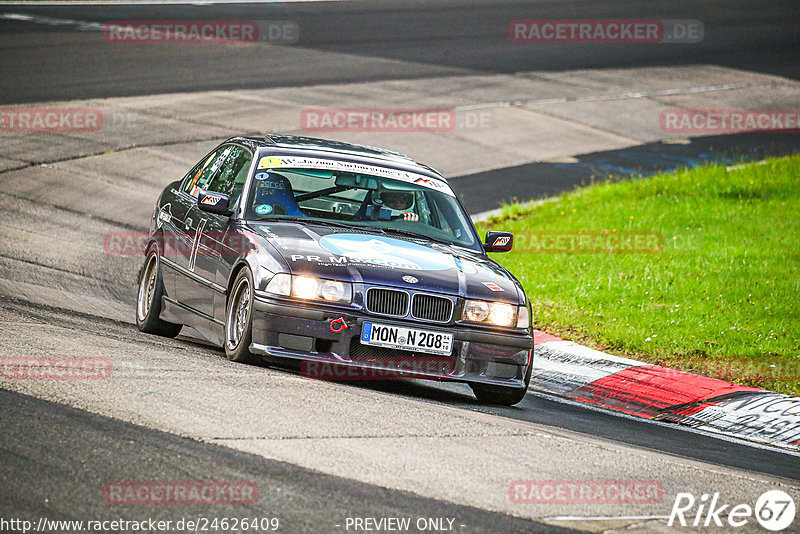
251,222,523,303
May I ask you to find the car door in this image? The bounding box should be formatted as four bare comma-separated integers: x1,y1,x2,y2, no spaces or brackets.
170,145,233,314
189,144,254,322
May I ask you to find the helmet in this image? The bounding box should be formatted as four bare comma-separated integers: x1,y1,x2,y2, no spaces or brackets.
379,190,414,211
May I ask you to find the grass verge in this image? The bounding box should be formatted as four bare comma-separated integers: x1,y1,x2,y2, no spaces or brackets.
478,155,800,396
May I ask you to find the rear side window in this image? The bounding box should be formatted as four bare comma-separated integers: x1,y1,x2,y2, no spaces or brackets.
182,145,252,206
205,145,252,205
184,147,230,197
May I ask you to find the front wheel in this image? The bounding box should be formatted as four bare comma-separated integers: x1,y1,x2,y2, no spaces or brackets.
224,268,257,363
136,251,182,337
469,356,533,406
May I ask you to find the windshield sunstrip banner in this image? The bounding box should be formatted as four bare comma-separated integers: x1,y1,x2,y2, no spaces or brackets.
257,156,454,196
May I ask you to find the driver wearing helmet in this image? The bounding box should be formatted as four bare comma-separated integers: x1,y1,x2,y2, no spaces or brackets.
379,190,419,221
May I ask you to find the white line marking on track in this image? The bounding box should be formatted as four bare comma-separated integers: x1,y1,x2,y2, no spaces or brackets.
1,12,104,31
454,83,749,111
543,515,670,521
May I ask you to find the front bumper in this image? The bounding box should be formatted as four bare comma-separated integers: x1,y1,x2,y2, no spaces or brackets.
250,295,533,388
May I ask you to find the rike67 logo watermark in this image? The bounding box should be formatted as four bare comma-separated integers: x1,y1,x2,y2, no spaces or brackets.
669,490,796,531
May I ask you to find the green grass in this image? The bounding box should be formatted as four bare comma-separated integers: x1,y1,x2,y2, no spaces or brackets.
478,155,800,396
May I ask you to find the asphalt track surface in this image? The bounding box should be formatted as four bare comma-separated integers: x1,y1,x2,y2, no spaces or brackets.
1,1,799,532
0,0,798,104
0,388,573,533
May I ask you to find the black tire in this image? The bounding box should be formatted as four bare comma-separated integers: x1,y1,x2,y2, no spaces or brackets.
136,250,182,338
224,268,258,364
469,357,533,406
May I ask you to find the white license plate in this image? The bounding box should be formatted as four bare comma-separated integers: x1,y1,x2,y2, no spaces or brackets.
360,322,454,356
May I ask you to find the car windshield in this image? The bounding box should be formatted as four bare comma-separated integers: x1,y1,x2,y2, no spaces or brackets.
244,161,480,250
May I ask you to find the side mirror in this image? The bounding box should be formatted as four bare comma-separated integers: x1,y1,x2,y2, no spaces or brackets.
197,191,233,216
484,231,513,253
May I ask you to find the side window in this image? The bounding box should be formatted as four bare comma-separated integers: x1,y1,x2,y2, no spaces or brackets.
428,194,456,236
204,145,252,205
183,146,231,197
412,190,433,225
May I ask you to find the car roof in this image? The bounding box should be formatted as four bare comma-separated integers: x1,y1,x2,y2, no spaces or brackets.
228,134,445,181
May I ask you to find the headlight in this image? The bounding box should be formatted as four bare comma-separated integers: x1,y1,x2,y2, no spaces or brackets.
320,280,346,301
463,300,490,322
265,273,352,304
265,273,291,296
293,276,319,299
489,303,515,326
462,299,518,327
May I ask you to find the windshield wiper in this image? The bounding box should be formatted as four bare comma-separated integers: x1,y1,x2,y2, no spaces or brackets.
305,219,361,230
253,216,305,223
254,217,384,233
382,227,454,246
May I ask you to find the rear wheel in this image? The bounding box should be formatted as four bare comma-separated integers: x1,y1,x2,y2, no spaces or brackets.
225,268,257,363
469,355,533,406
136,251,182,337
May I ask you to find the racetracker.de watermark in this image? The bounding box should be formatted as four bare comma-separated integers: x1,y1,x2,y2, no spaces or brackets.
301,108,459,132
301,357,455,381
509,480,664,504
0,108,102,132
0,357,111,380
104,231,259,256
104,481,258,506
661,109,800,134
104,20,298,44
513,231,665,254
0,109,145,133
660,359,800,381
510,19,703,43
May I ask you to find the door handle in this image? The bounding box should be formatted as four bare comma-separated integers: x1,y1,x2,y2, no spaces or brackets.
185,218,193,230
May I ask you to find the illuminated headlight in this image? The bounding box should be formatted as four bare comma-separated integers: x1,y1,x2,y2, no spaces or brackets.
462,299,517,327
489,303,516,326
265,273,352,304
293,276,319,299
